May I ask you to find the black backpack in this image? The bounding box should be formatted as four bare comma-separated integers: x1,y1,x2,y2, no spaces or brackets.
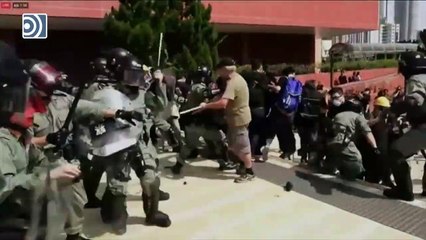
299,90,322,119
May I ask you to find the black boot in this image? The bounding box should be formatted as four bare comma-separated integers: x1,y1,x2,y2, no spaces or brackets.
100,188,113,224
383,188,414,201
83,159,104,209
159,190,170,201
144,178,172,227
85,197,102,209
110,195,128,235
170,162,183,175
187,149,199,159
385,160,414,201
66,234,90,240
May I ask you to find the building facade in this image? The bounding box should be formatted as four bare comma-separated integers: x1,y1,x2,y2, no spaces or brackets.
336,0,426,44
0,1,379,79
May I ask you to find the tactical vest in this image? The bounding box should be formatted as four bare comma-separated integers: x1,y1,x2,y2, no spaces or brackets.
406,74,426,125
87,87,143,157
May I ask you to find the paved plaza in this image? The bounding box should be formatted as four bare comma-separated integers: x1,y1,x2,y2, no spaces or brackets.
79,137,426,240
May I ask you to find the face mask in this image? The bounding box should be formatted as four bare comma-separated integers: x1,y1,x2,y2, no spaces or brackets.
29,95,48,113
9,102,36,129
332,99,343,107
288,74,295,78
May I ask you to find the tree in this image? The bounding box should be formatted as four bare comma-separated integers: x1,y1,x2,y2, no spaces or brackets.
104,0,225,75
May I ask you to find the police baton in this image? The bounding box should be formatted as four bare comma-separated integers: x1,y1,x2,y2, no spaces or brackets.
180,106,202,115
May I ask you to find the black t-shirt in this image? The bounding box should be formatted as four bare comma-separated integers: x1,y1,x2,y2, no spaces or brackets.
242,71,268,109
338,75,348,85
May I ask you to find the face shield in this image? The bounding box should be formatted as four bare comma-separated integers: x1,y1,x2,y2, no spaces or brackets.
30,61,62,95
0,79,30,114
122,69,146,87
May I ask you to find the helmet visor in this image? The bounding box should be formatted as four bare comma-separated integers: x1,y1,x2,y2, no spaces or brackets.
123,69,145,87
0,79,30,113
30,62,62,94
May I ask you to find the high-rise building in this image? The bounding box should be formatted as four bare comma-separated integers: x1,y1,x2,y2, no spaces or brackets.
334,0,407,44
395,0,426,41
380,23,400,43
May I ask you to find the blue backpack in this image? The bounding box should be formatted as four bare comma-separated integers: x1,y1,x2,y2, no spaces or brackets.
276,77,303,113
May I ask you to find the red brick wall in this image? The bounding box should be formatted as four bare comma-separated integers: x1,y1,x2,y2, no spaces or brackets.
205,1,379,30
219,33,314,65
1,1,378,31
297,68,399,87
341,74,404,95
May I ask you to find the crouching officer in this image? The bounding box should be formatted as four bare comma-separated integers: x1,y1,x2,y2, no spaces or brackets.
326,98,380,180
170,66,233,175
145,69,180,151
0,41,81,240
384,52,426,201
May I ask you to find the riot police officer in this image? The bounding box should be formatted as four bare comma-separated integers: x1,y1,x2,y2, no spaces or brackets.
145,69,180,151
170,66,233,175
85,48,171,234
384,51,426,201
0,41,81,240
25,59,141,240
78,57,111,208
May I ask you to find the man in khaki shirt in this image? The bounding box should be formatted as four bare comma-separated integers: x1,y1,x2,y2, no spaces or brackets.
198,58,254,183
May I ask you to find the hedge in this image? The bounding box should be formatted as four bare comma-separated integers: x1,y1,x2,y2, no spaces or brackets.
320,59,398,72
237,59,398,75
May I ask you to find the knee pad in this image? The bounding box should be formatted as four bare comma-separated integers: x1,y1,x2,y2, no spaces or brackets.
141,171,158,196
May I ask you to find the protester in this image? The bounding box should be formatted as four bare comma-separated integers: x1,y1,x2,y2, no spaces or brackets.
243,59,268,162
295,80,323,165
198,58,254,183
264,67,301,160
349,71,356,82
338,70,348,85
366,96,393,186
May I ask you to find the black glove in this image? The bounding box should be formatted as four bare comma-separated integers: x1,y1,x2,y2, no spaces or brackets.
203,88,213,98
63,144,76,161
166,128,179,148
116,110,143,125
373,148,381,156
150,126,159,146
46,130,70,147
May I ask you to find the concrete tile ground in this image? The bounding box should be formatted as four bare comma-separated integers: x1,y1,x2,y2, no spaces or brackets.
77,135,424,240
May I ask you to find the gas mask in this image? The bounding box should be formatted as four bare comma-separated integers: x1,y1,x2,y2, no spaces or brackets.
331,93,345,107
332,99,343,107
288,73,296,79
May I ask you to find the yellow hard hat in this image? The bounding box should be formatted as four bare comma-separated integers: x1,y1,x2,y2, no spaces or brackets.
374,96,390,108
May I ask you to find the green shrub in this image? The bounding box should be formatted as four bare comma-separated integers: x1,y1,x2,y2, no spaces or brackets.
237,59,397,76
320,59,398,72
237,63,315,75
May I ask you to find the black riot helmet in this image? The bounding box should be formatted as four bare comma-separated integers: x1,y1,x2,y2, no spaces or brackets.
109,54,145,87
0,41,31,116
90,57,110,77
191,66,212,84
398,51,426,80
23,59,65,96
104,48,133,74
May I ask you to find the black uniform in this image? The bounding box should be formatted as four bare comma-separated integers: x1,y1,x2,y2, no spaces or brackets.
384,52,426,201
